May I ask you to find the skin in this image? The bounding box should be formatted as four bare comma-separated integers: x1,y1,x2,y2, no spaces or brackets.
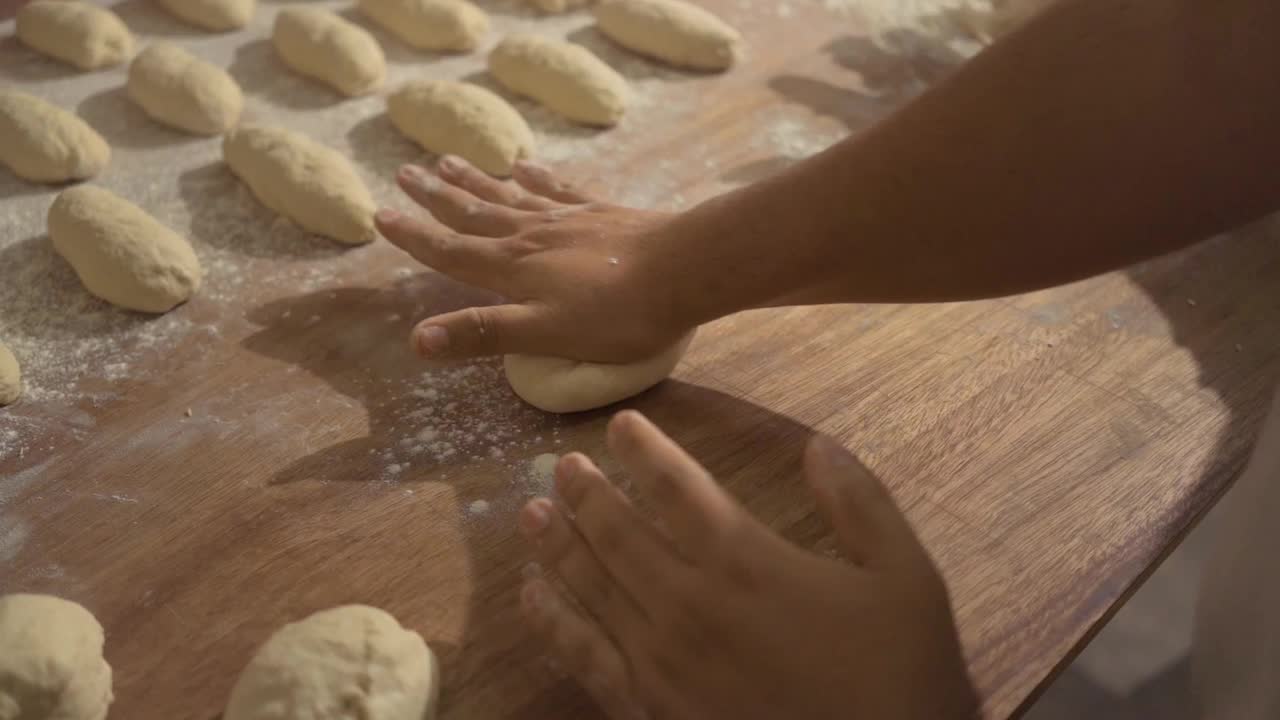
371,0,1280,715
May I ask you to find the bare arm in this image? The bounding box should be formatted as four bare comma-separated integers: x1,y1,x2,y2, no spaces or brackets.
656,0,1280,324
375,0,1280,361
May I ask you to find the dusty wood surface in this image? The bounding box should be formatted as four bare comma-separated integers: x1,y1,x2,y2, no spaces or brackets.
3,0,1280,719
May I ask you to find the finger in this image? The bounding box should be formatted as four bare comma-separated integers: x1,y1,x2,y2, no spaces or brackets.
409,303,542,359
605,410,745,562
513,159,592,205
553,453,687,607
398,164,523,236
519,495,648,641
375,208,504,288
521,580,644,720
803,435,928,568
436,154,546,209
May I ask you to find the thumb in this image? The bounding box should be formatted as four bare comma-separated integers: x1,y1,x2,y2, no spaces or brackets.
411,304,541,359
803,434,927,568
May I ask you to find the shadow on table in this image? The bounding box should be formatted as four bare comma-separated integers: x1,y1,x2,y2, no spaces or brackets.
0,34,78,83
238,275,826,717
177,162,352,259
78,86,203,150
346,111,428,181
110,0,207,38
227,38,340,111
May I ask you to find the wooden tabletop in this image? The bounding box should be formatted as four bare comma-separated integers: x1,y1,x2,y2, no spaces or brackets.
4,1,1280,718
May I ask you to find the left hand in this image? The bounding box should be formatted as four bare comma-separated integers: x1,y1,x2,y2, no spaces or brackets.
516,410,980,720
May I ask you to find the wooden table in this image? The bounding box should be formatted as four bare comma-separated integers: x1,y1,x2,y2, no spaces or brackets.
4,1,1280,718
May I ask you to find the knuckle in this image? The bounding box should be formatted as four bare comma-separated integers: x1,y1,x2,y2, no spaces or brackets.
464,306,499,348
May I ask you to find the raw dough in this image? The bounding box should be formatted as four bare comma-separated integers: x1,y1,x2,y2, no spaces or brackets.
0,594,114,720
594,0,743,71
224,605,438,720
505,333,693,413
156,0,255,32
49,185,203,313
273,7,385,97
357,0,489,53
388,80,534,177
127,43,243,136
0,343,20,406
223,125,377,245
0,89,109,183
15,0,133,71
489,34,628,127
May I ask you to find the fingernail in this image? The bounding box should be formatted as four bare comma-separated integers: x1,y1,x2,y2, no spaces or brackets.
515,158,546,173
415,326,449,355
520,500,550,536
521,561,543,580
375,207,400,224
438,155,462,174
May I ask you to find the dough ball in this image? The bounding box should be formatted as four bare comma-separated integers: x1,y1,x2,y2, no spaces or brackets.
223,125,378,245
594,0,743,71
273,7,385,97
0,89,109,183
489,34,628,127
0,594,114,720
128,43,243,136
505,333,693,413
388,80,534,177
225,605,439,720
0,343,20,406
49,185,203,314
15,0,133,71
357,0,489,53
155,0,255,32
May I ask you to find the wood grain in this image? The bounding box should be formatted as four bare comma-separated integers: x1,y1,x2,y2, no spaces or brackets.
3,1,1280,719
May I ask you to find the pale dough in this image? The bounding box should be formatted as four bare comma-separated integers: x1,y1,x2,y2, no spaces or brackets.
505,334,693,413
128,43,243,136
0,89,109,183
0,594,114,720
224,605,438,720
15,0,133,71
489,34,628,127
156,0,255,32
388,80,534,177
273,7,385,97
49,185,203,314
594,0,743,71
0,342,20,406
357,0,489,53
223,125,377,245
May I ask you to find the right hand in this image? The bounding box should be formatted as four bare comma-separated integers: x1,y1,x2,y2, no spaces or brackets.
374,156,698,363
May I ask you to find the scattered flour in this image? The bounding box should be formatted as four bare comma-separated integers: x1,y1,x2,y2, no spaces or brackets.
468,499,491,516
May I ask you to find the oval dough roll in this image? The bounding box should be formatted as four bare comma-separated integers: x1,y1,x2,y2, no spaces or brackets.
594,0,743,71
15,0,133,70
0,89,109,183
0,343,20,406
504,334,693,413
223,125,377,245
357,0,488,53
273,7,385,97
489,34,628,127
49,186,203,314
388,80,534,177
156,0,255,31
128,43,243,136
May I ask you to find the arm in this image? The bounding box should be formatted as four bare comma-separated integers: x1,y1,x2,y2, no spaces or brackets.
658,0,1280,324
374,0,1280,362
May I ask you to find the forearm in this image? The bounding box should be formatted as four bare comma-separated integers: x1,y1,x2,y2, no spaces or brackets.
656,0,1280,325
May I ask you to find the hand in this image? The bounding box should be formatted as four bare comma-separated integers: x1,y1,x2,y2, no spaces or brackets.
517,410,980,720
374,156,696,363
